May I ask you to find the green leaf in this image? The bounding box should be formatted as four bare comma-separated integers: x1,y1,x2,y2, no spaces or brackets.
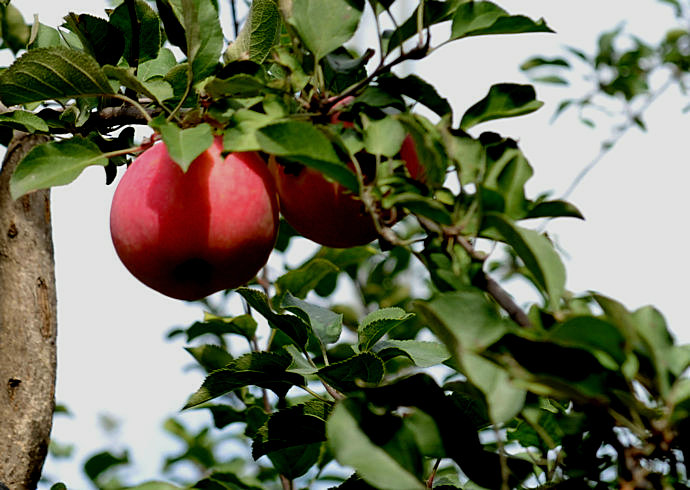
520,56,570,71
327,399,426,490
462,352,526,423
104,65,171,106
236,287,310,348
414,289,509,354
177,0,224,82
362,117,406,157
288,0,364,61
63,13,125,66
282,293,343,345
222,109,276,152
548,316,627,366
460,83,543,130
204,74,272,98
0,46,114,105
28,22,62,50
185,344,234,372
123,482,181,490
257,121,359,192
275,258,340,301
84,450,129,483
182,313,258,342
481,136,533,219
224,0,280,63
378,74,452,118
484,213,566,310
137,47,177,81
372,340,450,368
450,1,552,40
148,117,214,172
525,199,584,220
0,110,49,133
358,307,415,351
318,352,385,392
193,471,263,490
183,352,304,409
0,4,30,53
109,0,162,65
10,137,108,199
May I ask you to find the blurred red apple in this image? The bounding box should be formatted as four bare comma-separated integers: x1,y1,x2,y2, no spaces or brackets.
110,137,279,300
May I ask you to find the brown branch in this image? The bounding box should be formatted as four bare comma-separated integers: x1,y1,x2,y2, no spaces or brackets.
0,131,57,489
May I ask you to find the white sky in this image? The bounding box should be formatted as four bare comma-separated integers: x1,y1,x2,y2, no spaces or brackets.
4,0,688,487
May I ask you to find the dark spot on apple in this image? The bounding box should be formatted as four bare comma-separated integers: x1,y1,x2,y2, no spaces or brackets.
173,258,213,285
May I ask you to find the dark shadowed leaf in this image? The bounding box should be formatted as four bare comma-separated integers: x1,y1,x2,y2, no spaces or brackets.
0,47,114,105
10,137,107,199
525,199,584,220
236,287,310,348
84,450,129,483
318,352,384,392
149,116,214,172
288,0,364,61
460,83,543,130
183,352,304,408
275,258,340,302
109,0,162,65
377,74,452,117
63,13,125,66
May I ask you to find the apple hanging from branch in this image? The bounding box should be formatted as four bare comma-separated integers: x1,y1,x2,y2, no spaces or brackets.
109,137,279,301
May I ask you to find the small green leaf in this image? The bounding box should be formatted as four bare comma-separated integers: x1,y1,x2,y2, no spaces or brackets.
0,47,114,105
257,121,359,192
358,307,415,351
224,0,280,63
450,1,552,40
460,83,543,130
363,117,406,157
327,400,426,490
288,0,364,61
275,258,340,301
282,293,343,345
0,110,49,133
222,109,276,152
184,352,304,409
318,352,385,392
182,313,258,342
373,340,450,368
138,48,177,81
525,199,584,220
148,117,214,172
484,213,566,310
10,137,108,199
84,450,129,483
104,65,171,107
185,344,234,372
520,56,570,71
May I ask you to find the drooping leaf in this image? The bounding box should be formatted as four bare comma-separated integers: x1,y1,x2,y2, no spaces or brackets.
326,399,426,490
483,213,566,310
288,0,365,61
224,0,280,63
109,0,162,65
377,73,452,118
460,83,543,130
176,0,224,82
358,307,415,351
148,116,214,172
0,110,49,133
257,121,359,192
0,4,30,53
282,293,343,345
525,199,584,220
0,47,114,105
183,351,304,408
10,137,108,199
236,287,310,348
318,352,385,392
180,313,258,342
84,450,129,483
450,1,552,40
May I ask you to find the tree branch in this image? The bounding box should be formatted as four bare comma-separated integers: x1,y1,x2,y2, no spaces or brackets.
0,131,57,489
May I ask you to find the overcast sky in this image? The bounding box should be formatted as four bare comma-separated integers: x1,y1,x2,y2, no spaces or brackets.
5,0,688,487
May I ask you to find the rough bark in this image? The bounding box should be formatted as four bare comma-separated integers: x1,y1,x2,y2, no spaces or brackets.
0,133,56,490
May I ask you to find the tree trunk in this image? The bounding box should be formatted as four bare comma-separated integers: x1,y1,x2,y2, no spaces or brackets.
0,133,56,490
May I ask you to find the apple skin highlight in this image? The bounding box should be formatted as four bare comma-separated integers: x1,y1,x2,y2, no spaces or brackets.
110,137,279,301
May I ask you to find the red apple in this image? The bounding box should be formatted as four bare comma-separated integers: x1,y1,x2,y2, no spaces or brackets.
110,137,279,300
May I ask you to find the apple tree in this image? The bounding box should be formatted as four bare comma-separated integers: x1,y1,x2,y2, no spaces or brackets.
0,0,689,489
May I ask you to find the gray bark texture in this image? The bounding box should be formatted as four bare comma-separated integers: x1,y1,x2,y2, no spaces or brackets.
0,133,57,490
